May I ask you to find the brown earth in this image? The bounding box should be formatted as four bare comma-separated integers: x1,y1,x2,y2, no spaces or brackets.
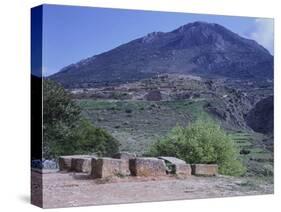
31,170,273,208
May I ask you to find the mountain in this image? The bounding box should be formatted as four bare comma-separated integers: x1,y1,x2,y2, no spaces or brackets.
50,21,273,88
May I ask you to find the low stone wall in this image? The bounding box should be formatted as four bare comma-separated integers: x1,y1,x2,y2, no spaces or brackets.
129,157,167,177
58,153,218,179
191,164,218,176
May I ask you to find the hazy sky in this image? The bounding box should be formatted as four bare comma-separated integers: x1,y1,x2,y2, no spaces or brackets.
41,4,274,76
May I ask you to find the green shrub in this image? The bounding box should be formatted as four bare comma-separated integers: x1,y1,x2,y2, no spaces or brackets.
68,119,119,157
149,121,246,176
43,80,119,158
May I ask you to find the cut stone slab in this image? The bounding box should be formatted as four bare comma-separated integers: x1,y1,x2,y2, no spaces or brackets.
113,152,136,160
58,156,73,171
191,164,218,176
158,156,191,176
58,155,94,172
173,163,192,176
91,158,130,179
129,157,167,177
71,157,95,173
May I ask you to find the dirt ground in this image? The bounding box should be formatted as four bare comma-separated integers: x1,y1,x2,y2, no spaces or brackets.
31,170,273,208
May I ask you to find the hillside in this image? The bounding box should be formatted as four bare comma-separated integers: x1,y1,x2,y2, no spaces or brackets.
69,74,273,177
246,96,274,134
50,21,273,88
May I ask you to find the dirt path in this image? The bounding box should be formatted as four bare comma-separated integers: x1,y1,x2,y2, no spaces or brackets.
32,171,273,208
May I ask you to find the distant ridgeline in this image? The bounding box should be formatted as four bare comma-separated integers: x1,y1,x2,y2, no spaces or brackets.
49,21,273,89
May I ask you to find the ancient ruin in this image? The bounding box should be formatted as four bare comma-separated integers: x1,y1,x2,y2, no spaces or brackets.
58,152,218,179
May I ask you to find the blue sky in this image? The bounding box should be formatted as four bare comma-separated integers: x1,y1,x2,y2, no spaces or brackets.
41,4,274,76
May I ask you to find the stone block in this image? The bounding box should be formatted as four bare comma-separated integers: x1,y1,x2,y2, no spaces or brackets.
58,155,94,172
91,158,130,179
58,156,73,171
158,156,191,176
129,157,167,177
172,163,191,176
191,164,218,176
71,157,93,173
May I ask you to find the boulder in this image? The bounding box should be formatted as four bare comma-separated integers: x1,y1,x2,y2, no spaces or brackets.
191,164,218,176
91,158,130,179
129,157,167,177
158,156,191,176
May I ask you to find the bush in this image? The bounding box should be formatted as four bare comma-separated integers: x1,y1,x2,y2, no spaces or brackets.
43,80,119,158
70,119,119,157
149,121,246,176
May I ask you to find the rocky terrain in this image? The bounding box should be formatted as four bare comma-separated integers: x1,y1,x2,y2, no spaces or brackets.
246,96,273,135
50,21,273,88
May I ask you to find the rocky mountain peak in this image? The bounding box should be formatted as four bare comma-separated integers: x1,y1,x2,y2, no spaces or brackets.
50,21,273,88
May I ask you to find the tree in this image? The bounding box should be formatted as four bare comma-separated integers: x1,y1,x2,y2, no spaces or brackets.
43,80,119,158
149,121,245,176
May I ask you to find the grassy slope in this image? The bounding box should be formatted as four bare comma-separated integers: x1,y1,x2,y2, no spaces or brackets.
77,99,273,179
229,131,273,180
77,99,211,153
